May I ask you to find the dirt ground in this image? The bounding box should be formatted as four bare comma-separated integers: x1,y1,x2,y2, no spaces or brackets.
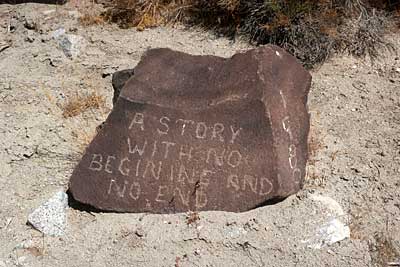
0,2,399,267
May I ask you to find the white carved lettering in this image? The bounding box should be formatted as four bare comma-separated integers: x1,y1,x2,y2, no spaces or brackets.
176,119,194,136
129,182,141,200
127,138,147,156
227,174,240,191
161,141,176,159
118,157,130,176
143,160,162,180
107,179,128,198
89,154,103,171
206,148,225,166
227,150,242,168
195,122,207,139
174,187,190,207
259,177,273,196
129,112,145,131
212,123,224,142
242,174,258,194
230,125,242,144
179,145,193,161
155,185,169,203
104,155,116,174
157,116,170,135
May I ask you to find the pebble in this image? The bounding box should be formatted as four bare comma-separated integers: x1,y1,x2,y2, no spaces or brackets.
24,18,36,30
25,34,35,43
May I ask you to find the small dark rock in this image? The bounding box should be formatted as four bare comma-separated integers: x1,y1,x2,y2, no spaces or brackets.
24,18,37,30
25,33,35,43
112,69,134,105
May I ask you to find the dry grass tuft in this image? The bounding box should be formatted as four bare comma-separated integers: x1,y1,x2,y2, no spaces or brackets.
76,0,106,26
337,9,394,59
186,211,200,225
62,92,105,118
79,13,105,26
308,119,325,166
371,232,400,267
25,246,44,257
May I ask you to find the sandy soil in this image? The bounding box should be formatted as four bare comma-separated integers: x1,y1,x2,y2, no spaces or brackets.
0,2,399,267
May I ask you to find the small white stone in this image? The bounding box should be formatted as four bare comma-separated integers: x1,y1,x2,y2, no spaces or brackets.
27,191,68,236
17,256,27,265
43,10,56,15
15,240,34,250
303,194,350,249
305,219,350,249
57,34,86,59
51,28,66,39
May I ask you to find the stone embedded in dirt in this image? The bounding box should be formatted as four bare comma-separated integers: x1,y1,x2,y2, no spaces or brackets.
68,46,311,213
27,191,68,236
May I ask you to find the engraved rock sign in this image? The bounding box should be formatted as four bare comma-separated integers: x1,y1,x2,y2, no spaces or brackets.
68,46,311,213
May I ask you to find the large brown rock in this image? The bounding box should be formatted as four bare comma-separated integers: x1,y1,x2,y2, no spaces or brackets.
68,46,311,213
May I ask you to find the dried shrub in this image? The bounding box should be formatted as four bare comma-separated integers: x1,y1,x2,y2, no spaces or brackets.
102,0,399,67
62,92,105,118
78,0,106,26
337,9,393,59
186,211,200,225
103,0,187,29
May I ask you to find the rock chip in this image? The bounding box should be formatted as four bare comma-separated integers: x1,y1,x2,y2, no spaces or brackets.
27,191,68,236
69,46,311,213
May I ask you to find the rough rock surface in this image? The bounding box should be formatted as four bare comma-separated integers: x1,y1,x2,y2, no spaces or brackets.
69,46,311,213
